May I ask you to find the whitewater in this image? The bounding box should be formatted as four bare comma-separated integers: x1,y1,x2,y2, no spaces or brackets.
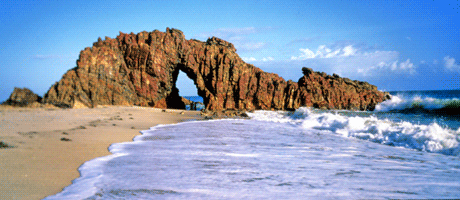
46,90,460,199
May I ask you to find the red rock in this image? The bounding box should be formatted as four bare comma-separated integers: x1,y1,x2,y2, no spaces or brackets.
42,28,389,111
2,87,42,107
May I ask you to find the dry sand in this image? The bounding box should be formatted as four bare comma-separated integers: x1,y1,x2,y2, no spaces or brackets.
0,105,202,200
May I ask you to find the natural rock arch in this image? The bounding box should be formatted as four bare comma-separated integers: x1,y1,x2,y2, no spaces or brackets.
43,28,388,111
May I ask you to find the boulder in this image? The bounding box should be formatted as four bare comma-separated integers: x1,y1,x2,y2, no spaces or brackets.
2,87,42,107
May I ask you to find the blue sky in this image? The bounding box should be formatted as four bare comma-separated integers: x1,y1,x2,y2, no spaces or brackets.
0,0,459,101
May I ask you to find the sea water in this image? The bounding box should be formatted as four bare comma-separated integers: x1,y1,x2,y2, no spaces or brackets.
183,96,205,111
45,90,460,199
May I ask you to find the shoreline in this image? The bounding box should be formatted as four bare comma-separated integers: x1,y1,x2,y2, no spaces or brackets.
0,105,202,200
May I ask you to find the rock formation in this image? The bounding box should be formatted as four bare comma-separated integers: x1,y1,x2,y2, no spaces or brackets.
294,67,390,110
41,28,389,111
2,87,42,107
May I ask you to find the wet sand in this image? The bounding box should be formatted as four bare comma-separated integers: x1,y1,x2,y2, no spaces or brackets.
0,105,201,200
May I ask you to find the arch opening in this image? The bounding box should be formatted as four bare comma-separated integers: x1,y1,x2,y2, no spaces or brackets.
171,67,205,111
176,71,198,97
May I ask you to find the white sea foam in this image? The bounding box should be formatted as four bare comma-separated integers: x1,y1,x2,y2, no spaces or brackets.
45,118,460,199
43,152,129,200
44,91,460,199
375,94,459,112
248,107,460,156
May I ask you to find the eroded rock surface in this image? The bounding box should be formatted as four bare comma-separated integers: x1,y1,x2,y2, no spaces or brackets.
42,28,388,111
2,87,42,107
293,67,389,111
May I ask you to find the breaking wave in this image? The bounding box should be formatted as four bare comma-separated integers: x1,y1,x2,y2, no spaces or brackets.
375,95,460,115
247,108,460,156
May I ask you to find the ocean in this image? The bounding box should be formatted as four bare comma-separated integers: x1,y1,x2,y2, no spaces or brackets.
45,90,460,199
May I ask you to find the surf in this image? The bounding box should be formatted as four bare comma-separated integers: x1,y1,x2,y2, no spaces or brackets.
248,107,460,156
375,90,460,116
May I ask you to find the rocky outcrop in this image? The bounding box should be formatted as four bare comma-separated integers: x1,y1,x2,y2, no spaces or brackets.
292,67,389,111
190,101,205,111
2,87,42,107
180,97,204,111
42,28,388,111
201,109,250,119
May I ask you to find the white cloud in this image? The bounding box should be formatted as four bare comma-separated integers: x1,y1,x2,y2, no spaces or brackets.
242,57,257,62
342,45,358,57
242,56,275,62
399,59,415,72
383,59,416,74
291,49,314,60
290,44,416,76
262,57,274,62
444,56,460,71
291,45,357,60
367,58,415,75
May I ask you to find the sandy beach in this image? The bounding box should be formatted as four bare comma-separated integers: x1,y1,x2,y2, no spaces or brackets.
0,105,201,200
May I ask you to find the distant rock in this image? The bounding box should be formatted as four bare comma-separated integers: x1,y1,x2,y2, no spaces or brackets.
60,137,72,142
201,109,250,119
190,101,204,111
293,67,389,111
181,97,192,106
2,87,42,107
0,141,14,148
180,97,204,111
41,28,388,111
